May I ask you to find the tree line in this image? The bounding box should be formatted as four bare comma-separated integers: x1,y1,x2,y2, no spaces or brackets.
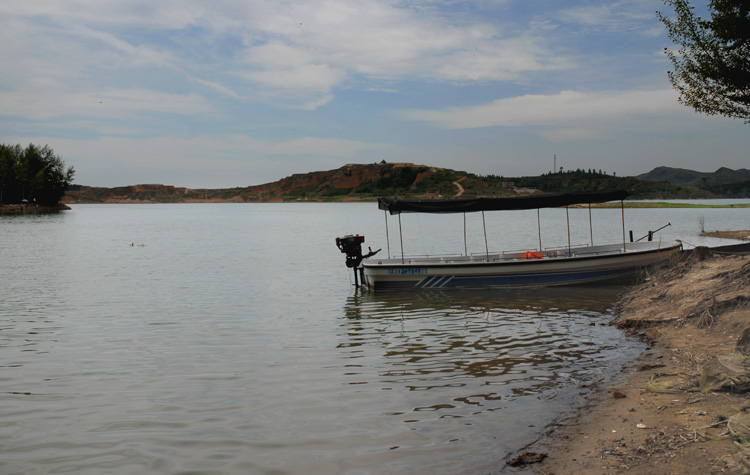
0,144,75,206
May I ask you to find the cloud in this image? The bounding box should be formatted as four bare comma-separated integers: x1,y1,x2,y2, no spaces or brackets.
0,0,579,116
76,26,177,69
557,1,655,32
0,85,215,121
235,40,347,105
190,77,244,101
236,0,565,88
400,89,686,139
0,1,210,30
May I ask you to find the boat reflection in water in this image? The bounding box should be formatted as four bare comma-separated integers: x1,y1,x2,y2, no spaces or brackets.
337,286,643,471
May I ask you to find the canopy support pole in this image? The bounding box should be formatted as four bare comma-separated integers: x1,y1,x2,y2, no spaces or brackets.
537,208,542,252
621,200,626,252
463,213,468,256
566,206,571,255
398,214,404,264
588,202,594,246
482,211,489,261
384,210,391,259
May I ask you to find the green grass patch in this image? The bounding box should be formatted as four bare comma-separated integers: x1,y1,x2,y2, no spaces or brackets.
593,202,750,209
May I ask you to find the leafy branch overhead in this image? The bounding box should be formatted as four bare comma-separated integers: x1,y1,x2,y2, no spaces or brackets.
658,0,750,121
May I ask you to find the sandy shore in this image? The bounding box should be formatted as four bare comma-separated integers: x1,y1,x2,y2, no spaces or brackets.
505,240,750,474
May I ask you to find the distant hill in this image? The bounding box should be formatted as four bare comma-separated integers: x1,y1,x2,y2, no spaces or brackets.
636,166,750,199
64,163,750,204
65,163,518,203
637,166,750,186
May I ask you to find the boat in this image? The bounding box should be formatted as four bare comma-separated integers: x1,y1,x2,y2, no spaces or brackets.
337,190,682,291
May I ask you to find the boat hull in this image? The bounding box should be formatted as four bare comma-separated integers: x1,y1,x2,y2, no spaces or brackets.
361,242,681,291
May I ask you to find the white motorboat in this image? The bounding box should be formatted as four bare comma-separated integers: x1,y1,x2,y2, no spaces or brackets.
338,191,682,291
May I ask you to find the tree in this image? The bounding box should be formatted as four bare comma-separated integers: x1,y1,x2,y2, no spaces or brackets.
0,143,75,206
658,0,750,121
0,144,22,205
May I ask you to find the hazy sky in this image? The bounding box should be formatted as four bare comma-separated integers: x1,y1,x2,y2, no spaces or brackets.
2,0,748,188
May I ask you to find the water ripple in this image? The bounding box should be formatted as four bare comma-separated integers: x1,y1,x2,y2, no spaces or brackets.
0,204,654,474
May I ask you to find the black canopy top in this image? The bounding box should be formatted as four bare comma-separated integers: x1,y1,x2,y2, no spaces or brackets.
378,190,629,215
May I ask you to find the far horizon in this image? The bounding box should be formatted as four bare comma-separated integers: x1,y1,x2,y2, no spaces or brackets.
68,163,750,190
2,2,749,188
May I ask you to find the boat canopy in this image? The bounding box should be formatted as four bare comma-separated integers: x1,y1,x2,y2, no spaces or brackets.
378,190,629,215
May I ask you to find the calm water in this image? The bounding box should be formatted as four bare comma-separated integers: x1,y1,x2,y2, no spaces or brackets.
1,202,748,474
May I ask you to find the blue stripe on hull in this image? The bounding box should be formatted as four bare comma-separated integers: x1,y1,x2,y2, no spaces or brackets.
371,266,643,291
417,275,453,288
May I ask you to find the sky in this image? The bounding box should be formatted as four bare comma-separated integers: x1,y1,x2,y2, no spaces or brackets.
1,0,748,188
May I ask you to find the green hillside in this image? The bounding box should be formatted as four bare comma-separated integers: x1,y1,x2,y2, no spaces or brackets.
637,166,750,186
508,170,715,199
64,163,750,203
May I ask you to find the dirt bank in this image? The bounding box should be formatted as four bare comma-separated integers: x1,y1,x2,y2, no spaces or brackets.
703,230,750,242
511,245,750,474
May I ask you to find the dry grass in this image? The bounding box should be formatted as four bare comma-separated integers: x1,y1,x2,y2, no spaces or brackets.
615,250,750,331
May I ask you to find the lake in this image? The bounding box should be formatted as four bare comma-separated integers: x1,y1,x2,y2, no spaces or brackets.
1,202,748,474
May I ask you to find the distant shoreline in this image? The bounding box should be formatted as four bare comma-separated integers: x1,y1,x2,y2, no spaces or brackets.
591,201,750,209
60,164,750,204
61,200,750,208
701,230,750,240
3,200,749,213
0,203,71,214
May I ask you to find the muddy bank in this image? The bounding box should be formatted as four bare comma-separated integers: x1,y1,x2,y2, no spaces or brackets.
511,246,750,474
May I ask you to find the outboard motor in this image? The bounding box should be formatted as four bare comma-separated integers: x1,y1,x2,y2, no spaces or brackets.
336,234,380,287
